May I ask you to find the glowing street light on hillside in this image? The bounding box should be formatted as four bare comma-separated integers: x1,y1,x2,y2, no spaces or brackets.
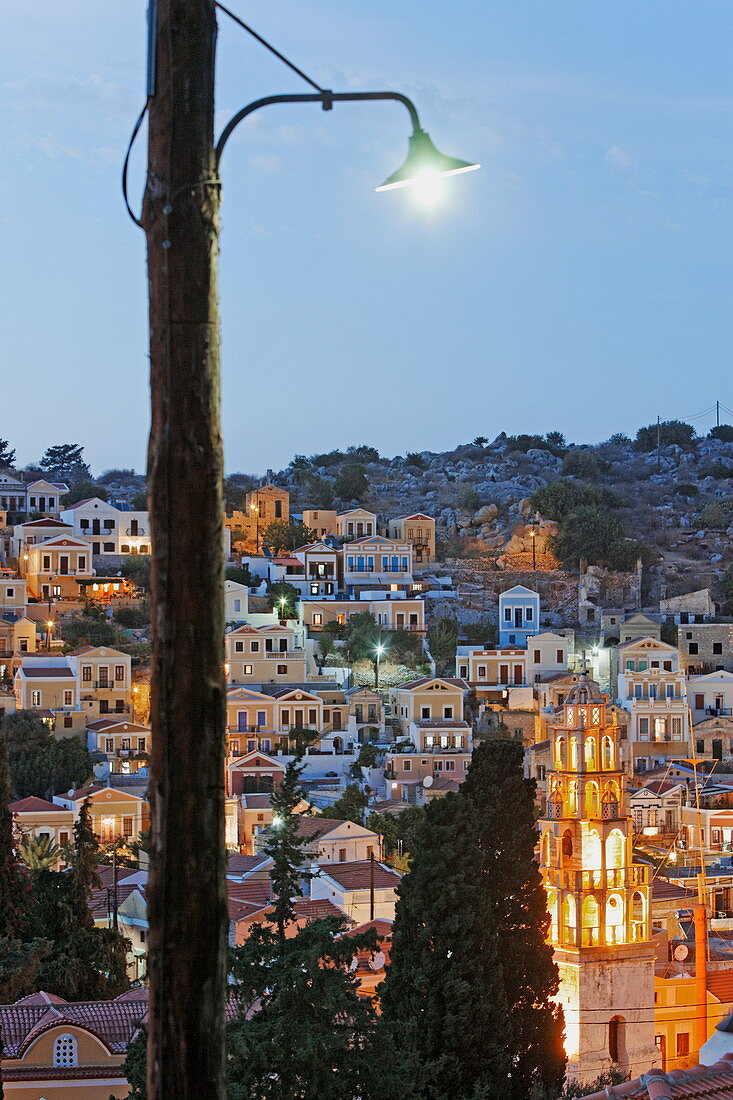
374,638,385,686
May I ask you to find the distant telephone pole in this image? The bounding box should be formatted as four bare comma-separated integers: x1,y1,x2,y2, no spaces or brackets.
142,1,227,1098
656,415,661,473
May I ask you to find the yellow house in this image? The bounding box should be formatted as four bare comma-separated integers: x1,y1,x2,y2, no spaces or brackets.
10,796,74,863
0,579,27,614
14,657,86,734
0,616,37,677
336,509,377,540
302,598,426,633
341,536,413,589
86,719,150,774
0,988,144,1098
225,686,280,758
653,971,733,1071
302,509,337,538
53,785,149,845
24,534,94,601
71,646,133,718
225,623,307,685
387,512,436,564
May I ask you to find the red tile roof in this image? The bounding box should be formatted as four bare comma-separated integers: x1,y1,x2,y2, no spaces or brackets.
0,997,146,1057
580,1054,733,1098
226,852,270,878
398,676,467,690
318,861,400,891
9,796,60,813
19,666,74,678
707,970,733,1004
295,816,361,841
293,898,346,922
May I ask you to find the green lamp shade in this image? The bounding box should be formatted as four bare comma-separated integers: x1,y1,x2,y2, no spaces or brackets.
376,128,480,192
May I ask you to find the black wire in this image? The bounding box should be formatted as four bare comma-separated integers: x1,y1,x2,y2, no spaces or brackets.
122,102,148,229
215,2,324,93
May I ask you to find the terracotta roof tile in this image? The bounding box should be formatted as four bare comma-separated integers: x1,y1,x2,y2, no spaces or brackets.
9,796,61,813
318,861,400,891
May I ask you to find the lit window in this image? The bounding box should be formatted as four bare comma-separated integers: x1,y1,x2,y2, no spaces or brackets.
313,614,322,626
244,664,253,675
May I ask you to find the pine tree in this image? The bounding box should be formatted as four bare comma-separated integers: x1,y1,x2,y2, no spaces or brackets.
226,754,392,1099
462,739,565,1100
0,439,15,469
379,793,512,1100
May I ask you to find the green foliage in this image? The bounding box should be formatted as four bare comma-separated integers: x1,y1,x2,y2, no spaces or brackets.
63,480,109,506
530,479,619,521
224,473,255,511
367,806,425,862
699,501,733,529
328,784,368,825
334,463,370,502
0,937,51,1002
0,734,34,941
317,632,334,660
722,563,733,601
673,483,699,496
119,555,151,590
535,1066,628,1099
461,740,565,1099
123,1026,147,1099
388,629,422,661
545,431,566,448
344,612,380,661
130,490,148,511
347,444,380,463
265,757,313,939
2,712,93,800
701,463,733,479
226,564,257,588
98,468,140,486
709,424,733,443
60,611,118,647
356,744,379,768
268,581,298,618
427,617,458,663
261,519,315,553
504,433,566,456
40,443,91,481
17,833,60,871
379,792,513,1099
405,452,427,468
607,432,630,445
0,438,17,468
660,620,678,646
298,472,335,508
634,420,695,451
113,604,150,629
561,450,606,479
549,505,648,571
457,484,481,512
227,918,388,1100
472,436,488,447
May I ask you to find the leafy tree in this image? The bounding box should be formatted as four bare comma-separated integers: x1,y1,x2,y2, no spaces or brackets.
550,505,648,571
461,740,565,1099
545,431,566,448
366,811,400,860
700,463,733,480
457,484,481,512
63,480,109,506
710,424,733,443
699,501,733,530
0,936,50,1002
300,472,335,508
268,581,299,619
31,800,130,1000
2,712,93,801
130,490,148,511
0,439,16,468
266,757,313,939
460,617,497,647
406,452,427,468
347,444,380,463
224,473,256,512
120,554,151,590
40,443,91,481
561,450,604,479
472,437,488,447
98,468,141,486
530,479,619,522
60,612,118,648
379,792,512,1099
123,1026,148,1099
634,420,695,451
427,617,458,664
113,604,151,629
673,484,699,497
327,784,368,826
334,463,370,502
226,564,257,588
607,432,631,446
261,520,315,554
344,612,380,662
317,632,334,660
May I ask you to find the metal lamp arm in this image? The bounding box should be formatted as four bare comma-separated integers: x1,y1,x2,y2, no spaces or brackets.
215,90,422,169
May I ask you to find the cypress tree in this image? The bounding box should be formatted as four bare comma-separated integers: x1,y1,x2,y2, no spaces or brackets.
0,734,32,941
379,792,512,1100
462,738,565,1100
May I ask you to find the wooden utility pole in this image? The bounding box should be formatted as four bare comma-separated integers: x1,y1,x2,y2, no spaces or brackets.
142,1,227,1097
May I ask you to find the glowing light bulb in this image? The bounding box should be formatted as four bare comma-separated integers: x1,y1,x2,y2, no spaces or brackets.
411,168,445,207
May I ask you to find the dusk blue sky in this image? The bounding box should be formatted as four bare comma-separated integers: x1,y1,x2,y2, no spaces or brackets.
2,2,731,475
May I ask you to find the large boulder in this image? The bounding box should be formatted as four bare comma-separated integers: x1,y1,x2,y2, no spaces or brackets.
472,504,499,526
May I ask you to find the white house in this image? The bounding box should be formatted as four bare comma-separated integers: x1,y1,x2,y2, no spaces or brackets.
60,498,151,556
310,860,400,923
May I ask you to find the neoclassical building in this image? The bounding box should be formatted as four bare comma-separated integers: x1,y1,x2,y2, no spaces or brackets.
539,672,658,1083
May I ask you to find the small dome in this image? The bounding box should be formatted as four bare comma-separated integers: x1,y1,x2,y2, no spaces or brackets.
563,673,604,707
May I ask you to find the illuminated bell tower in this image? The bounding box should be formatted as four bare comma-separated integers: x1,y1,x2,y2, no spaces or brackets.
539,672,658,1083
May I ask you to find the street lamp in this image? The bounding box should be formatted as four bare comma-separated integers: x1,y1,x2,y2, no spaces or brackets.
529,528,537,571
374,641,386,690
278,597,288,621
250,502,260,554
45,619,54,652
